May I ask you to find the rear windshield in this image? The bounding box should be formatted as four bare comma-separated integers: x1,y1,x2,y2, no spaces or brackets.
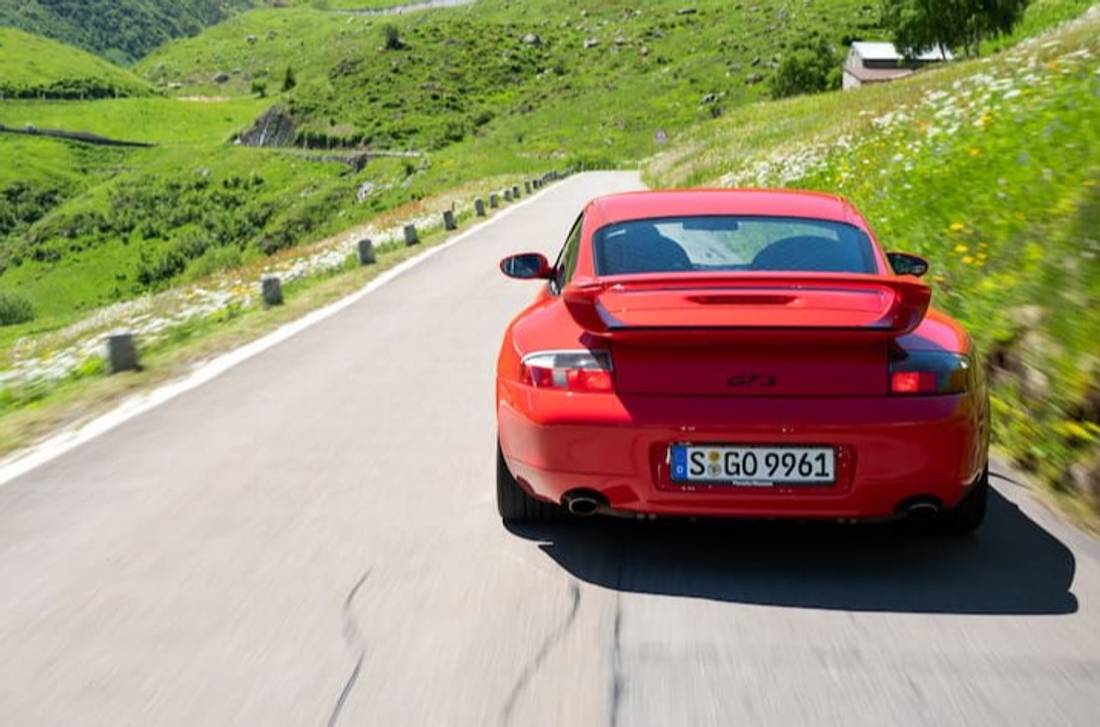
593,216,878,275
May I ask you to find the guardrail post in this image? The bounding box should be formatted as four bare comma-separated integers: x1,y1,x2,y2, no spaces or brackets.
262,275,284,306
504,189,512,202
357,238,375,265
404,224,419,246
524,181,532,195
105,330,139,373
443,209,457,231
475,198,486,217
512,185,521,198
490,193,499,209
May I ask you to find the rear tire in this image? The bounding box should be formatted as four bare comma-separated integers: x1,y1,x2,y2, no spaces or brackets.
497,442,561,524
935,468,989,535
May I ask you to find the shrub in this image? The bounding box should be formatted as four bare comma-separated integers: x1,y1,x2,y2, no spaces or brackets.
770,38,841,99
0,291,35,326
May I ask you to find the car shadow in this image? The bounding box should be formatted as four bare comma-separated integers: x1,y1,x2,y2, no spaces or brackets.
508,489,1078,615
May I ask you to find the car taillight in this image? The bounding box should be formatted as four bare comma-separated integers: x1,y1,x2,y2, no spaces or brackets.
889,351,971,395
521,350,614,393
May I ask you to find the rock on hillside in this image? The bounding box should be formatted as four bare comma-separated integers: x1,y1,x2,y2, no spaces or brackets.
236,105,296,147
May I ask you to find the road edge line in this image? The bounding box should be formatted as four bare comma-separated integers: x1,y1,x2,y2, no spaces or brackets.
0,175,575,487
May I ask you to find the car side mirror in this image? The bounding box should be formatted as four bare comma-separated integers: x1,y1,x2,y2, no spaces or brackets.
500,252,554,280
887,252,929,278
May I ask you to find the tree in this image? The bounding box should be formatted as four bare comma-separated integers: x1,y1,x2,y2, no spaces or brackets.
770,38,841,99
881,0,1031,58
282,65,297,92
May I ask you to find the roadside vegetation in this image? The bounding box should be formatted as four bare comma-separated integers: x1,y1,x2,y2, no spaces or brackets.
646,4,1100,522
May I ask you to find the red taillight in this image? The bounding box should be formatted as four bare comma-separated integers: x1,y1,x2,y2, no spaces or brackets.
891,370,939,394
521,350,614,393
889,351,972,396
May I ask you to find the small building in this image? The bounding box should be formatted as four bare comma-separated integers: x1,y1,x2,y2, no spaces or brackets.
843,41,951,90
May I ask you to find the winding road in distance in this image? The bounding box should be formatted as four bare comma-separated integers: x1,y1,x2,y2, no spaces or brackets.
1,172,1099,726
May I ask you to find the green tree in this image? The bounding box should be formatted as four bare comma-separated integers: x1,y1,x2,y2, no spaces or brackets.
881,0,1032,58
770,38,841,99
282,65,296,92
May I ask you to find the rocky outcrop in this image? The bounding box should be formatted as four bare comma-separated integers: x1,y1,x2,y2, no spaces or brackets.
237,105,297,148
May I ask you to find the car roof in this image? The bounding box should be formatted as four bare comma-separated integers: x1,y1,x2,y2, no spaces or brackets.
586,189,863,228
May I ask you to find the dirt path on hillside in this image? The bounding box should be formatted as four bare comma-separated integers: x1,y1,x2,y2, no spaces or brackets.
330,0,475,16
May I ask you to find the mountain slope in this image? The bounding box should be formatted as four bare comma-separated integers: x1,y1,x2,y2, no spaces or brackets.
0,0,255,64
0,27,153,98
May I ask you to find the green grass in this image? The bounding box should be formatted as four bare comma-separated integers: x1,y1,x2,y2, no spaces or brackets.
0,0,255,64
0,96,268,144
0,27,152,97
646,5,1100,514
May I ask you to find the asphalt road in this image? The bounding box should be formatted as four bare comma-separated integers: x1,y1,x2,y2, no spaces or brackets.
2,171,1099,726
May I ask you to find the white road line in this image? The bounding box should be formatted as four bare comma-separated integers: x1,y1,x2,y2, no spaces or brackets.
0,179,567,487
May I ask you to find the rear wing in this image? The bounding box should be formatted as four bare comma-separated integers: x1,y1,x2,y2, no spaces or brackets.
562,272,931,342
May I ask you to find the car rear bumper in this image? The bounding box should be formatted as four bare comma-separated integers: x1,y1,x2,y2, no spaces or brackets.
497,382,988,519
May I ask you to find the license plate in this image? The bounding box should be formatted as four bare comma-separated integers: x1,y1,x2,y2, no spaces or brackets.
670,445,835,486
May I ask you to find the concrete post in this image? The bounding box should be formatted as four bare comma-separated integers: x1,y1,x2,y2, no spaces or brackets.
357,238,375,265
512,185,521,198
262,275,284,306
504,189,512,202
475,198,486,217
443,209,457,231
105,330,139,374
404,224,419,246
490,194,499,209
524,181,532,195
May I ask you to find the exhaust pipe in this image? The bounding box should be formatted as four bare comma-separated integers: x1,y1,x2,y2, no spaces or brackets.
563,491,605,517
905,501,940,522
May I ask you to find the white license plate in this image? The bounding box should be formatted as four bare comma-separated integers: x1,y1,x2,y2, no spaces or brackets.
670,445,835,486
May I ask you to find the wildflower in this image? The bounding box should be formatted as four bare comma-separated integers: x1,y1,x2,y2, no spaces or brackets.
954,244,969,253
969,148,981,157
962,255,975,265
950,223,966,233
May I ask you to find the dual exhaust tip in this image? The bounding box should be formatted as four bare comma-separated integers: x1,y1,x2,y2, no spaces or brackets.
563,493,944,521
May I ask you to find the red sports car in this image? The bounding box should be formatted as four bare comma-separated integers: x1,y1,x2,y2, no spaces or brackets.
495,190,990,532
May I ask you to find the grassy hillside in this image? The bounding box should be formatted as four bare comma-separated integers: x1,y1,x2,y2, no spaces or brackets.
0,0,255,65
1,0,883,341
137,0,881,154
646,6,1100,514
0,27,153,98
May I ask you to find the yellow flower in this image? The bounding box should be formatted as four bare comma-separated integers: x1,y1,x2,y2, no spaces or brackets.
969,148,981,157
962,255,975,265
954,244,969,253
950,222,966,232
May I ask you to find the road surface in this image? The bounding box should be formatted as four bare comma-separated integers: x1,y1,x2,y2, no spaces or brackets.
1,172,1099,726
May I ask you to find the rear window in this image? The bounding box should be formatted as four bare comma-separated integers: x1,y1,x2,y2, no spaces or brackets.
593,216,877,275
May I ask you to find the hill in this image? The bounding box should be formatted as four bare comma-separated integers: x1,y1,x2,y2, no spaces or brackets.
0,0,255,65
0,27,153,99
646,4,1100,512
137,0,882,155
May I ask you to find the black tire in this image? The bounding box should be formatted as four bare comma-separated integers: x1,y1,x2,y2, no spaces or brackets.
497,443,561,524
935,468,989,535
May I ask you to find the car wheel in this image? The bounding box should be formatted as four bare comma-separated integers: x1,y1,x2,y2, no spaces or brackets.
935,467,989,535
497,442,561,524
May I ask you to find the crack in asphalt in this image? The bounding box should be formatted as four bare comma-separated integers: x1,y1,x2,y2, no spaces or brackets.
326,569,371,727
609,595,624,727
498,581,581,726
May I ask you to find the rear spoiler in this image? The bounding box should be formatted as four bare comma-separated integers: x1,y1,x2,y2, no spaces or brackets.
562,272,931,341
